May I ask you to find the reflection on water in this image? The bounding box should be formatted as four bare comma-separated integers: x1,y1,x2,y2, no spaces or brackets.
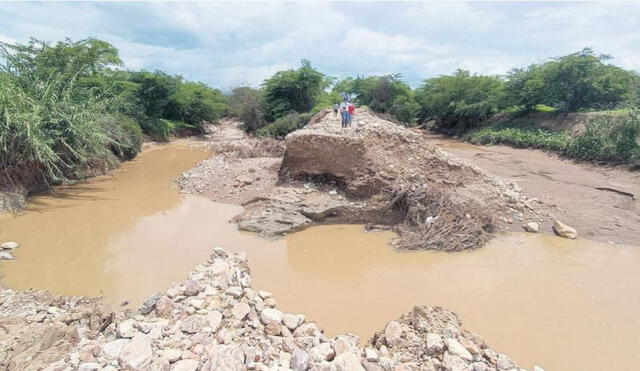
1,142,639,371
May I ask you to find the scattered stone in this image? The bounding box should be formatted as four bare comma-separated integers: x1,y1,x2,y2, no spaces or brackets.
232,302,251,320
77,362,101,371
184,280,202,296
118,334,152,369
155,295,176,317
140,292,162,315
553,220,578,239
290,348,310,371
332,351,365,371
161,348,182,363
0,251,15,260
171,359,199,371
101,339,129,360
225,286,243,298
445,338,473,361
309,342,336,362
384,321,403,345
282,313,301,330
181,315,205,334
0,241,19,250
206,310,223,332
116,319,137,339
522,221,540,233
426,333,444,353
260,308,283,325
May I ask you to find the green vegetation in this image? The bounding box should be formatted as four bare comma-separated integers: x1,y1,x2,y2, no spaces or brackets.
470,109,640,167
227,60,332,137
0,37,227,187
416,69,506,131
470,123,570,151
333,74,418,125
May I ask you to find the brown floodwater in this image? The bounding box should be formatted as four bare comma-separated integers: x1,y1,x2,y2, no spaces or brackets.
1,142,639,371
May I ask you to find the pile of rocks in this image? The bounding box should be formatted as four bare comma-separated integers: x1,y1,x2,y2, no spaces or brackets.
1,247,539,371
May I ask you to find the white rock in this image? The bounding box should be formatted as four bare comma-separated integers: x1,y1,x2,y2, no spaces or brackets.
310,342,336,362
181,315,205,334
116,319,137,338
290,349,309,371
119,334,152,370
225,286,243,298
257,290,272,299
0,252,15,260
364,347,378,362
293,322,321,338
552,220,578,239
331,351,365,371
426,333,444,353
206,310,223,332
184,280,202,296
0,241,18,250
161,348,182,363
77,363,101,371
282,313,301,330
332,334,359,355
533,366,545,371
523,221,540,233
384,321,403,345
260,308,283,325
446,338,473,361
101,339,129,360
187,298,204,309
171,359,199,371
231,302,250,320
496,353,515,369
443,352,469,371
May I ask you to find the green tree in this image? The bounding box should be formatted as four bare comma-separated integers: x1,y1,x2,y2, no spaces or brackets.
506,48,639,112
165,82,227,129
227,86,266,132
416,69,506,130
262,60,329,121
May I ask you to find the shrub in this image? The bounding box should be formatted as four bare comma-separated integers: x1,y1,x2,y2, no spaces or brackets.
470,123,569,151
97,115,143,160
564,109,640,164
256,112,314,138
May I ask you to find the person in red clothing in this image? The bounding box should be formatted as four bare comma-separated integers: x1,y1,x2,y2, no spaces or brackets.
347,102,355,127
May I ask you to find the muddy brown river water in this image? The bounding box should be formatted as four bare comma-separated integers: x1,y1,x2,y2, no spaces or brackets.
1,142,639,371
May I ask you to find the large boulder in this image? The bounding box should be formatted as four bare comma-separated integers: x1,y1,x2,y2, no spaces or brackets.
553,220,578,239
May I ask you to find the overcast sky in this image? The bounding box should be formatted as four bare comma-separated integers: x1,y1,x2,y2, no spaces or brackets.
1,1,639,89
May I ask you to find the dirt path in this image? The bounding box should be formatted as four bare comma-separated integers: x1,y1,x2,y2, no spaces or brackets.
424,134,640,245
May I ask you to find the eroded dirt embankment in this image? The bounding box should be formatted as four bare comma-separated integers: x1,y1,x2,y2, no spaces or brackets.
179,111,539,251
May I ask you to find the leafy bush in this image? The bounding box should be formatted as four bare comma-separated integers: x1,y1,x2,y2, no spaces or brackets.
564,109,640,164
470,109,640,166
470,123,569,151
97,115,143,160
165,82,227,129
227,86,266,132
256,112,314,138
262,60,330,121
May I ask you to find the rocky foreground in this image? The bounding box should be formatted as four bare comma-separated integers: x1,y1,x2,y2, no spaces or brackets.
1,247,539,371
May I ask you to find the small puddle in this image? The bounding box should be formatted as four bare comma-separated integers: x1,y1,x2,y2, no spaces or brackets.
1,142,639,371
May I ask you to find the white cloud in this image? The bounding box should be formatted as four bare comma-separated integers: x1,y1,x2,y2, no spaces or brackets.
0,2,638,88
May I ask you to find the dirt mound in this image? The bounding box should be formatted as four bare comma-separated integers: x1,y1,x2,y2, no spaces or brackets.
280,109,536,250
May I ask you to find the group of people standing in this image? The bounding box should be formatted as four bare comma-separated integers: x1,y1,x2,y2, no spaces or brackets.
333,100,355,128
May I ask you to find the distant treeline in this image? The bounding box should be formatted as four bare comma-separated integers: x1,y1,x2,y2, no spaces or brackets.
2,38,639,188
